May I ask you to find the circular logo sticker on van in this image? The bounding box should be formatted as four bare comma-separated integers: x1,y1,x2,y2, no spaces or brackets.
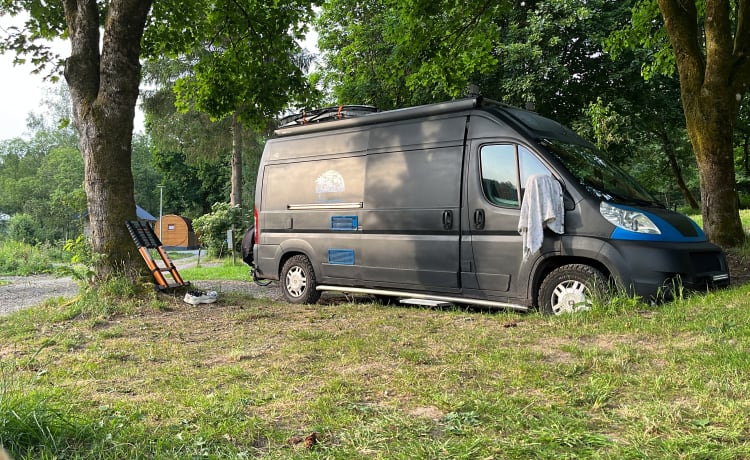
315,170,346,194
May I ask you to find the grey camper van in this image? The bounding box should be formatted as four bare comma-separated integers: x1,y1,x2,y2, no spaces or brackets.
252,98,729,314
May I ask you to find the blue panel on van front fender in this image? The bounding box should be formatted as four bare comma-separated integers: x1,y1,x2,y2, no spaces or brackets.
610,208,707,243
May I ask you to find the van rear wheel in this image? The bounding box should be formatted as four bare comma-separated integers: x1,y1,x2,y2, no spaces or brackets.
538,264,606,315
281,255,321,304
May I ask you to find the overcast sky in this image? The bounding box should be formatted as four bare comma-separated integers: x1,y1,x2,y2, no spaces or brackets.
0,14,318,142
0,45,55,140
0,38,147,142
0,14,73,141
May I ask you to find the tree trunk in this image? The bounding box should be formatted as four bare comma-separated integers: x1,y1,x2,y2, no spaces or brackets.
657,129,700,209
687,94,745,246
63,0,153,279
231,113,243,207
657,0,750,247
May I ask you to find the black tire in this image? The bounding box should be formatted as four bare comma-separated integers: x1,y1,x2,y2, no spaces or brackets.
538,264,607,315
280,255,321,304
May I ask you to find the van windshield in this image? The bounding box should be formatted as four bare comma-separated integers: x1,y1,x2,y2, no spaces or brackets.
541,139,661,207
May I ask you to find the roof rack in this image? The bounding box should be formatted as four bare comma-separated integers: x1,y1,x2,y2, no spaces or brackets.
279,105,378,128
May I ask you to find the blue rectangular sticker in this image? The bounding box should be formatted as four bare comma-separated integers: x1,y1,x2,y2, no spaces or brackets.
328,249,355,265
331,215,358,231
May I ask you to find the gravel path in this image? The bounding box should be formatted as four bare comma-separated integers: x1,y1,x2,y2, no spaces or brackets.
0,275,80,316
0,273,281,317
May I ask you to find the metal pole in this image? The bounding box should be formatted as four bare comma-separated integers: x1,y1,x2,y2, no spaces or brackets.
157,185,164,239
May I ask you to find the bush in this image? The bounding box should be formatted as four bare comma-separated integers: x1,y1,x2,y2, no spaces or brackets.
0,241,58,275
7,214,39,245
192,203,244,256
740,192,750,210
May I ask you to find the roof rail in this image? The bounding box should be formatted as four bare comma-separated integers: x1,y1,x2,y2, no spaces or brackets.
274,98,485,137
279,105,378,128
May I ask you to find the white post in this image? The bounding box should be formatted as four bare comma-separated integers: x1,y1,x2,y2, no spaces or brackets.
157,185,165,240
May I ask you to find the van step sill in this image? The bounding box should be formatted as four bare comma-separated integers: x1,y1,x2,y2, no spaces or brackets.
400,298,451,307
316,285,529,312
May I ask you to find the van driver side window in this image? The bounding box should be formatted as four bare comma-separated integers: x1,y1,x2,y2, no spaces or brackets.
480,144,550,208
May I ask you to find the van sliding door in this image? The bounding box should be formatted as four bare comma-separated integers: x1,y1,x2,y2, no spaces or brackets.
360,145,462,291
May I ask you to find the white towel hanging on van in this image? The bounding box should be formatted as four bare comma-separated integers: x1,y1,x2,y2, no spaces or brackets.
518,174,564,259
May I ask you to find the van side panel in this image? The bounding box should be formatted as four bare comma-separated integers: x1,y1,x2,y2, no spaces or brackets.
257,153,366,281
355,116,465,290
361,147,462,288
267,129,369,160
255,115,467,291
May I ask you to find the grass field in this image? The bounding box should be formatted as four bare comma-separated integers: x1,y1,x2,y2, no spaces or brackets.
2,212,750,458
2,276,750,458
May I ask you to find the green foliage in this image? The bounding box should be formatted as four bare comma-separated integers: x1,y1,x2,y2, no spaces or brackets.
0,241,63,275
59,235,98,284
192,203,244,256
162,0,313,129
0,85,86,242
317,0,635,122
0,366,97,457
7,214,38,244
606,0,675,80
141,63,234,163
150,150,230,217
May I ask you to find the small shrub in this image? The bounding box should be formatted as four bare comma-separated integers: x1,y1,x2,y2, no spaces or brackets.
62,277,156,320
59,235,99,283
7,214,40,245
0,241,55,275
192,203,245,256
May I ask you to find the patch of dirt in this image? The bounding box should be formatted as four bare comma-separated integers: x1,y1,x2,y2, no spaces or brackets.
726,249,750,286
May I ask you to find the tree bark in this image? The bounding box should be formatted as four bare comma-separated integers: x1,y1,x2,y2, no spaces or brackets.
657,0,750,247
63,0,153,279
231,113,243,208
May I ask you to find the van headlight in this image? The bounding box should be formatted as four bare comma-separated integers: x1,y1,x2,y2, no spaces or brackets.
600,202,661,234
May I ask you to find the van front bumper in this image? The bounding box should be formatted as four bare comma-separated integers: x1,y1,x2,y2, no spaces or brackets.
608,240,730,301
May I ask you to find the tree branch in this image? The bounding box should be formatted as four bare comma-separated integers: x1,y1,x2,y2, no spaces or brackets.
62,0,101,126
704,0,733,88
731,0,750,93
657,0,705,92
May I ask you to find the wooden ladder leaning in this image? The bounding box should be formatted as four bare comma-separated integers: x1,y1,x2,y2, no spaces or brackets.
126,220,190,291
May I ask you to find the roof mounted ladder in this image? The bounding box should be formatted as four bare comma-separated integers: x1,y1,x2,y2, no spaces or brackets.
279,105,378,128
126,220,190,291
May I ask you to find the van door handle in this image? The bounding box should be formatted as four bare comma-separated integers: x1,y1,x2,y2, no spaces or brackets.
474,209,485,230
442,210,453,230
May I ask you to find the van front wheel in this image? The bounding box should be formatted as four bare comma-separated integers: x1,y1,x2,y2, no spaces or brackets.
281,255,321,304
538,264,606,315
